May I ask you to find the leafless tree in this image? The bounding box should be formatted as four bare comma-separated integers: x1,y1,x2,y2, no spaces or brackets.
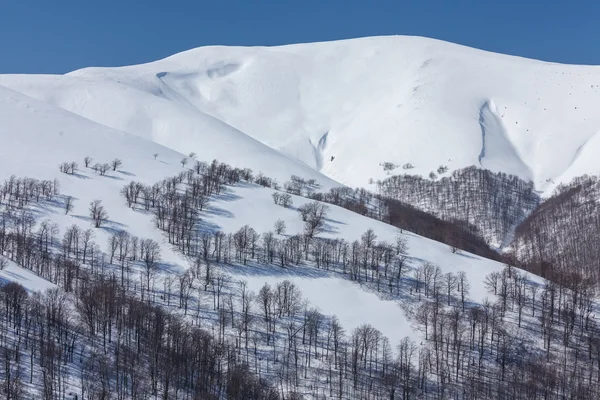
111,158,122,171
280,193,293,208
93,163,111,176
59,161,78,175
274,219,286,235
64,196,74,215
141,238,161,292
299,201,329,238
89,200,108,228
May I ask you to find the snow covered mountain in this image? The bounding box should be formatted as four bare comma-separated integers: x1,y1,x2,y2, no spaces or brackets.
2,36,600,399
2,36,600,193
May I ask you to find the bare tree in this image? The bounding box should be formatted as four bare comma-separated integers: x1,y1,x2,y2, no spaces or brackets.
64,196,74,215
84,156,93,168
111,158,123,171
256,283,274,344
272,192,280,205
361,229,377,249
280,193,293,208
141,238,161,292
59,161,78,174
274,219,286,235
93,163,111,176
443,272,458,305
395,234,408,255
153,153,159,160
458,270,470,311
299,201,329,238
181,158,188,168
89,200,108,228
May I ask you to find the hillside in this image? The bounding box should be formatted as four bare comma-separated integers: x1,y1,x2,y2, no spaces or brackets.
0,83,505,345
1,36,600,193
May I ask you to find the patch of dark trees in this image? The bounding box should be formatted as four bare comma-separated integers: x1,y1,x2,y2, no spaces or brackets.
0,278,278,400
376,167,540,246
311,187,503,262
512,175,600,287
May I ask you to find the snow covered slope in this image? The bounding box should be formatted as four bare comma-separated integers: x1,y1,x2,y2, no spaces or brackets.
0,261,56,293
0,83,338,190
0,83,518,346
199,182,513,344
2,36,600,192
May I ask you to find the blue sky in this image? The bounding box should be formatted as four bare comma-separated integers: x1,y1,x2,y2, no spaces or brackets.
0,0,598,74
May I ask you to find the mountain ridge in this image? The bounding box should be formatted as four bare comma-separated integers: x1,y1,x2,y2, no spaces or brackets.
2,35,600,193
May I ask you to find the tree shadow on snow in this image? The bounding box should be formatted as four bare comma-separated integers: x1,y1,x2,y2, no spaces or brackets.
70,215,127,233
203,204,234,219
319,223,340,235
71,172,91,180
456,252,480,260
325,216,346,226
102,174,124,181
196,219,223,235
218,261,332,281
212,188,243,203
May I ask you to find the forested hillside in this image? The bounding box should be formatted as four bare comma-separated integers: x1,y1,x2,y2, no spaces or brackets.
1,157,600,399
377,167,539,247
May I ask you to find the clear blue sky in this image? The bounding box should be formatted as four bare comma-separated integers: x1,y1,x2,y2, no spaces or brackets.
1,0,598,74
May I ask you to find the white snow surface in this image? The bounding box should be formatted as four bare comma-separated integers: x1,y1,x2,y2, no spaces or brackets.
0,261,56,293
1,36,600,193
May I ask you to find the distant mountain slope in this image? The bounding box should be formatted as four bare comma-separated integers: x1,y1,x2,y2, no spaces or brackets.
2,36,600,192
